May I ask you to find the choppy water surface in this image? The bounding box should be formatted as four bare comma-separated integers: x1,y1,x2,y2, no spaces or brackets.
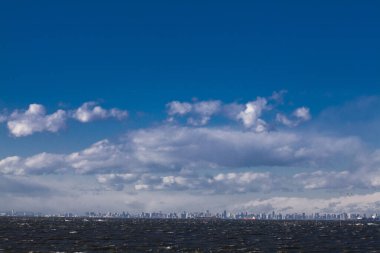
0,217,379,252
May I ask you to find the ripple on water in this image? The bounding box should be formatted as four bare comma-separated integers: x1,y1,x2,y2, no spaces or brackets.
0,218,378,252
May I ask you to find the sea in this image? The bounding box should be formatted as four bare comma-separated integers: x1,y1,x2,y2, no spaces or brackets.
0,217,379,252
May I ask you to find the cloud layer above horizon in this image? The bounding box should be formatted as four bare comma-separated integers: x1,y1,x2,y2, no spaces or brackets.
0,92,379,214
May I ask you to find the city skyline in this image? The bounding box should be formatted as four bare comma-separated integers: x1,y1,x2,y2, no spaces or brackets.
1,208,379,222
1,1,380,214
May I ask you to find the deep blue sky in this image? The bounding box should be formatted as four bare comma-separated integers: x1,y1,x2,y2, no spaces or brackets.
2,1,380,112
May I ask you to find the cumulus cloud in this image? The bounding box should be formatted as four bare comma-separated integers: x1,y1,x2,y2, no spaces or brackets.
72,102,128,122
167,100,221,125
294,107,311,121
167,101,192,116
0,140,128,175
222,103,245,120
0,140,127,175
1,102,128,137
0,153,66,175
188,100,221,126
7,104,67,137
276,113,295,127
166,93,310,130
66,139,128,174
236,98,268,131
276,107,311,127
0,156,25,175
0,94,308,138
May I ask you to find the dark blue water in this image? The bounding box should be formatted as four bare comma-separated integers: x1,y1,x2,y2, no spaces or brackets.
0,217,379,252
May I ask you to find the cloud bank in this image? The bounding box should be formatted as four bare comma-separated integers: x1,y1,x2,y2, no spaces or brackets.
1,93,379,213
0,125,377,197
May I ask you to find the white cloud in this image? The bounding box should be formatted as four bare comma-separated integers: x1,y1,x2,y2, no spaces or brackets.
0,126,364,176
193,101,221,116
276,107,312,127
134,184,149,191
95,158,380,194
188,100,222,126
236,98,268,131
294,170,353,190
0,140,128,175
0,156,24,175
294,107,311,121
97,173,138,190
7,104,67,137
72,102,128,122
143,172,278,194
0,153,66,176
66,140,127,174
126,126,304,170
2,94,380,213
0,94,309,139
0,125,372,197
0,95,377,212
96,171,280,194
167,101,192,116
238,192,380,214
276,113,295,127
208,172,279,193
222,103,245,120
25,153,67,174
166,94,310,129
167,100,222,126
1,102,128,137
2,173,378,214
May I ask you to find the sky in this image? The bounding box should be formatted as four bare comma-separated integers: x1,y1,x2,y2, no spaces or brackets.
1,1,380,214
